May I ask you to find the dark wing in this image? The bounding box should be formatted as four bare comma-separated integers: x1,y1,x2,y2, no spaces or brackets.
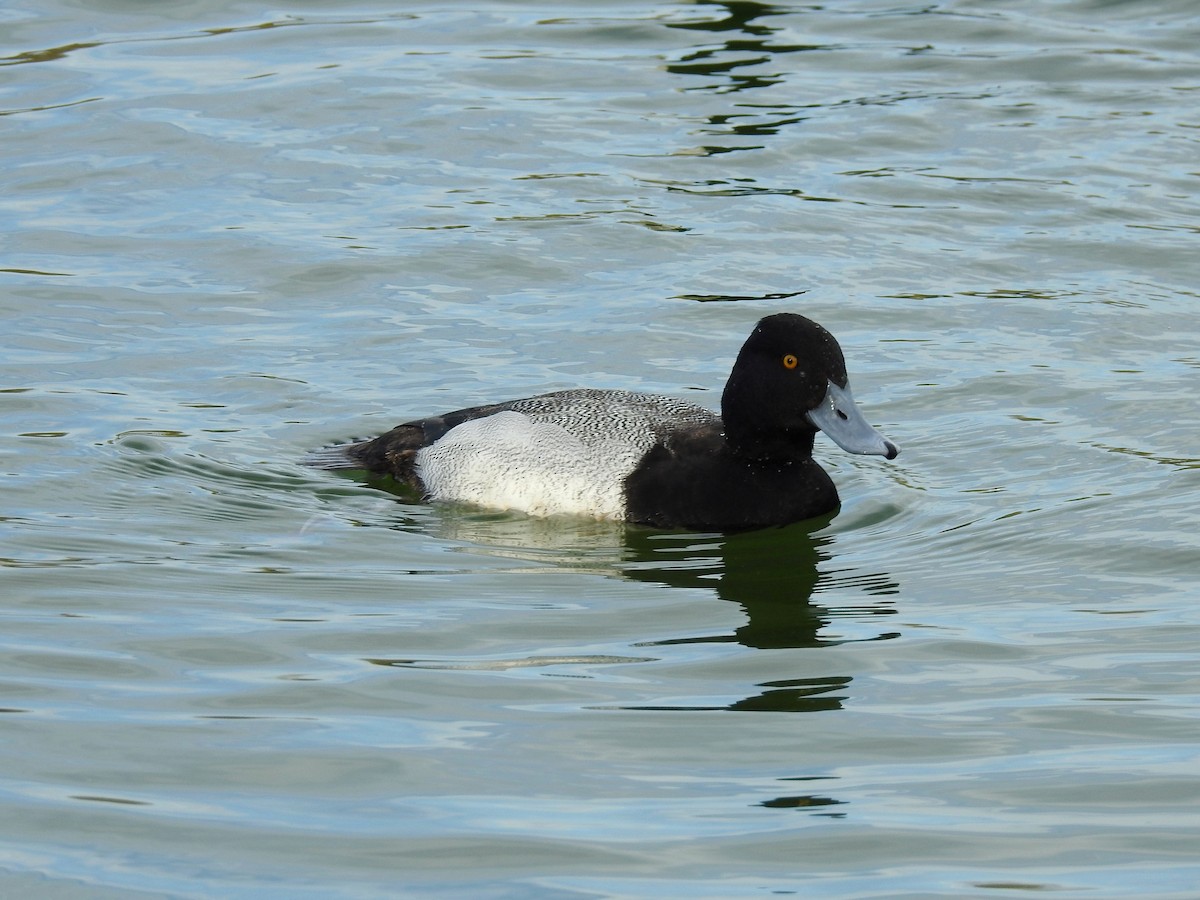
310,399,516,486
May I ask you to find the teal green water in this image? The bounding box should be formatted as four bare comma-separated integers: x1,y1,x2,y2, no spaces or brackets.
3,1,1199,896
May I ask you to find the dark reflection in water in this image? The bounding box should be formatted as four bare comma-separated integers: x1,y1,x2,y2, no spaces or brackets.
665,0,828,159
622,521,900,651
345,478,900,652
615,675,851,714
657,2,835,162
352,479,900,718
611,520,898,714
670,1,790,40
761,776,847,817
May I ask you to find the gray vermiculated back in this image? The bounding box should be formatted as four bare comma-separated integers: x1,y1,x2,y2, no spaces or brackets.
506,389,718,452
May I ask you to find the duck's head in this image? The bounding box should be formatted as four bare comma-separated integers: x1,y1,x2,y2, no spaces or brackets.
720,312,899,462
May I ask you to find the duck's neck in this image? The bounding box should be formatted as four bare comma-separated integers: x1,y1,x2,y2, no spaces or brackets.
723,416,817,464
720,369,820,464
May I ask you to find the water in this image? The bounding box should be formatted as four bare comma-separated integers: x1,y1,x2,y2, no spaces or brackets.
3,0,1199,896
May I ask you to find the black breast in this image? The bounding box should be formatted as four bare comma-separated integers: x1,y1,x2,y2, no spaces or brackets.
623,424,838,530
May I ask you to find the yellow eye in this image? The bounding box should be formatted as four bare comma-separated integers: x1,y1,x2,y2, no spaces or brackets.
782,354,799,370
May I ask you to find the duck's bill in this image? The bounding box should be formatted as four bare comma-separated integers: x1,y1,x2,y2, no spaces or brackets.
806,380,899,460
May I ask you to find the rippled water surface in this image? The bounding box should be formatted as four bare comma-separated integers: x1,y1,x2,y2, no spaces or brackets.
3,1,1199,896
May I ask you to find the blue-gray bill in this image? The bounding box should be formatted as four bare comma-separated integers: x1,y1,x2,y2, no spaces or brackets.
805,380,899,460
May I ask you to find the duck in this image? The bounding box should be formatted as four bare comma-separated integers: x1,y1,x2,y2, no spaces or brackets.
314,313,898,531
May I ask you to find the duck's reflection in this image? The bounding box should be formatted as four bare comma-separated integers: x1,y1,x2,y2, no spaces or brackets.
352,495,887,813
615,520,897,714
621,521,899,651
417,505,900,658
349,470,900,721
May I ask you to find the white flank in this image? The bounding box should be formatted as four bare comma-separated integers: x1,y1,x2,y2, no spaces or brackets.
416,411,644,519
